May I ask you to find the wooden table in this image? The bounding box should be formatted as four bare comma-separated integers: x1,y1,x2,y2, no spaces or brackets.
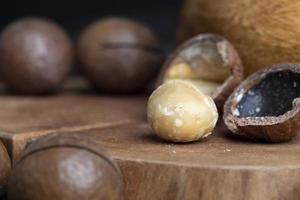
0,79,299,200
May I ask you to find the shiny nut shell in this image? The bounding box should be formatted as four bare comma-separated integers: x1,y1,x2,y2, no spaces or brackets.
7,133,124,200
77,17,162,93
0,17,73,94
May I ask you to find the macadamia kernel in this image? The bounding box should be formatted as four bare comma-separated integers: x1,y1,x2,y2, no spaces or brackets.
147,80,218,142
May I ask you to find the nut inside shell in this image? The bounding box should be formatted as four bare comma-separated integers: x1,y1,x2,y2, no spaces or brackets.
17,133,120,173
0,17,73,94
224,64,300,142
157,34,243,108
76,17,162,93
8,133,124,200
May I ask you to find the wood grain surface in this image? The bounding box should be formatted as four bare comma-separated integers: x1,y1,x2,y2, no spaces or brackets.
0,79,299,200
78,123,300,200
0,79,146,160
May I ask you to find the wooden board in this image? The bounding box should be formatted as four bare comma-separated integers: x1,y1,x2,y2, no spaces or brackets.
0,79,300,200
0,79,146,161
76,123,300,200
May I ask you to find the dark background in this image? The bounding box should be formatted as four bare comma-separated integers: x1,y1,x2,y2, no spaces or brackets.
0,0,182,52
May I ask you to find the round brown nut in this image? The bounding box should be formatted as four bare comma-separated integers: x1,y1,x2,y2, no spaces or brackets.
0,17,73,94
0,141,11,199
77,17,162,93
7,133,124,200
148,80,218,142
157,34,243,109
224,64,300,142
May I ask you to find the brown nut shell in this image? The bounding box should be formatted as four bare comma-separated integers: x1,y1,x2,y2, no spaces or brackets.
0,17,73,94
224,64,300,142
7,133,124,200
0,141,11,198
157,34,243,109
77,17,162,93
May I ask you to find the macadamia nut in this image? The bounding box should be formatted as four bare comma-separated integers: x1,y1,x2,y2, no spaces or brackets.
147,80,218,142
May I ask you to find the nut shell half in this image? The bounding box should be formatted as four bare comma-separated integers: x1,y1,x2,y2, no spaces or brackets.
7,133,124,200
224,64,300,142
157,34,243,109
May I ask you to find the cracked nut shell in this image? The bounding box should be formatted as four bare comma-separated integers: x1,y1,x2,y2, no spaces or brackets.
224,64,300,142
0,17,73,94
157,34,243,109
148,80,218,142
0,141,11,199
7,133,124,200
77,17,162,93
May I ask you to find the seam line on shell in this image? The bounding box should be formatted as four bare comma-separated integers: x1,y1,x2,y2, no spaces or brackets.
98,43,162,54
15,144,121,175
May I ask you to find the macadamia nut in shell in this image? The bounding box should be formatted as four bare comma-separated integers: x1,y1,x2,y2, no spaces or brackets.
0,17,73,94
77,17,161,93
147,80,218,142
7,133,124,200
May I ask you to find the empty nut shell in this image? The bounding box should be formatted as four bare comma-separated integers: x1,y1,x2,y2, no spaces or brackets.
0,141,11,198
157,34,243,109
7,133,124,200
224,64,300,142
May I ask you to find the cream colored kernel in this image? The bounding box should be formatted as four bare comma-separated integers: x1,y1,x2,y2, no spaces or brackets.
147,80,219,143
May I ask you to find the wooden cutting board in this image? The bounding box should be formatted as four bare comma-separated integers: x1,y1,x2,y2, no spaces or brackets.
0,79,299,200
